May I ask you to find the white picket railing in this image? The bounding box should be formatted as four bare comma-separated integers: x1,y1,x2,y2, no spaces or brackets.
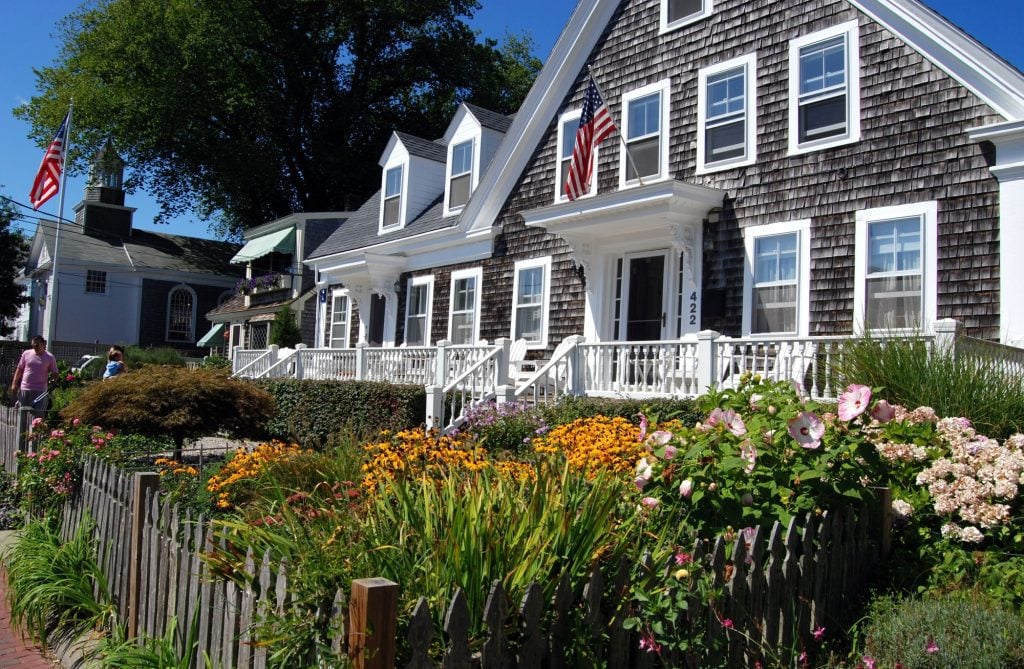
427,345,508,433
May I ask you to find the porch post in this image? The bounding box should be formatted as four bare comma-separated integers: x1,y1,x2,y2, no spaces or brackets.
425,385,443,433
565,335,586,396
434,340,450,387
932,318,960,357
293,343,306,379
355,342,368,380
696,330,721,394
494,337,513,404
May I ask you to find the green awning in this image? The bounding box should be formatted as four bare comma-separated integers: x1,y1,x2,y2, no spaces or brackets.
197,323,225,347
230,227,295,264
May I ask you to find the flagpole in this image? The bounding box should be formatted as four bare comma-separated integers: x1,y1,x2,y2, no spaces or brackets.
585,68,646,187
46,101,73,344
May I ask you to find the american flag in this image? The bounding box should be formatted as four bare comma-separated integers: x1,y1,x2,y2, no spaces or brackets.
29,111,71,210
564,77,616,201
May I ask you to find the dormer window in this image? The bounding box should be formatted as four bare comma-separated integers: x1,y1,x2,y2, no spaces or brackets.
661,0,712,32
382,165,404,228
448,141,474,210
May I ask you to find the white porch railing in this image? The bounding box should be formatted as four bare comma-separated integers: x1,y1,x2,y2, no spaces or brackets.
230,320,977,430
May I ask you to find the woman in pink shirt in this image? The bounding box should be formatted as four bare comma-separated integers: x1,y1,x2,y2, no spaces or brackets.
9,335,58,417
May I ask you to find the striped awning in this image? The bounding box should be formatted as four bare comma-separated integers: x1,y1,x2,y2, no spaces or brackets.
230,227,295,264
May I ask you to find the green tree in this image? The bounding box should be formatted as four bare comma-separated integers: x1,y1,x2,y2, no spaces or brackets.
0,197,29,338
16,0,541,238
269,307,302,348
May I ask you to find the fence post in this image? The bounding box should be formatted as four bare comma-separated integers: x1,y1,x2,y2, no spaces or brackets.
932,318,960,357
697,330,721,393
355,342,368,381
424,386,443,433
565,335,586,396
348,578,398,669
17,407,32,456
434,340,451,387
128,471,160,640
293,343,307,379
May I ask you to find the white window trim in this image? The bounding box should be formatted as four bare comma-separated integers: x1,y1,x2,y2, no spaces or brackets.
85,269,108,295
697,52,758,174
327,288,352,348
510,256,552,350
619,79,672,190
854,201,937,333
787,20,861,156
742,220,811,337
447,267,483,344
660,0,713,34
444,138,477,217
554,109,599,203
404,275,435,345
379,163,407,233
165,284,197,343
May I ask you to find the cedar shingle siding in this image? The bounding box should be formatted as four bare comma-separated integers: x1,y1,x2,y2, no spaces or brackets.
492,0,1002,339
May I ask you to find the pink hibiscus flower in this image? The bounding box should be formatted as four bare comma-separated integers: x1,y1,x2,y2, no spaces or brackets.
707,408,747,436
870,399,896,423
838,384,872,421
788,412,825,449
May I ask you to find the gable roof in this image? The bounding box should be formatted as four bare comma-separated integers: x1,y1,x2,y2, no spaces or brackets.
27,220,241,277
464,103,514,133
392,132,447,163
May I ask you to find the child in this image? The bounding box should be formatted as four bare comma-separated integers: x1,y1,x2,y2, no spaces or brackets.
103,347,126,379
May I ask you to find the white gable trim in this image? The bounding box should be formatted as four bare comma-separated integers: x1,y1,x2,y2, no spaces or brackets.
848,0,1024,120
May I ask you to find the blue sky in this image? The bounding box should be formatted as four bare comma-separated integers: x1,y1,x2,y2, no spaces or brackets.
2,0,1022,241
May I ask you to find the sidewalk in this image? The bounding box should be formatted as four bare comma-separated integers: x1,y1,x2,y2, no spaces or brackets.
0,572,59,668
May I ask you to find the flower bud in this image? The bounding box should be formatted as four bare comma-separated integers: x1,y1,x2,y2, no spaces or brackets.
674,568,690,580
741,493,753,506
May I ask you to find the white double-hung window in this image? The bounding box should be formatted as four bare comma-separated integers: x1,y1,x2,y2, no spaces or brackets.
743,220,810,336
448,268,482,345
855,202,937,331
381,165,404,229
511,257,551,348
329,291,351,348
697,53,756,173
448,140,474,210
620,80,670,188
788,21,860,154
404,276,434,346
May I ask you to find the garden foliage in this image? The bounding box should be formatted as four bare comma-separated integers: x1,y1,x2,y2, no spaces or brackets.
256,379,425,446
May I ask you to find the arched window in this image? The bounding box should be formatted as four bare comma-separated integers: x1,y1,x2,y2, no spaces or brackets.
167,285,197,342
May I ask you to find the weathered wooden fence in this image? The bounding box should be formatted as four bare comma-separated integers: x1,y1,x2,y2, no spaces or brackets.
0,405,32,474
59,456,890,668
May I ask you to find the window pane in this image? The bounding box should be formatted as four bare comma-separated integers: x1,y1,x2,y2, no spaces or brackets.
86,270,107,294
383,196,401,227
515,305,542,342
799,95,847,142
451,313,474,345
707,69,744,119
449,173,471,208
668,0,704,23
517,267,543,305
168,289,194,341
706,120,745,163
385,166,403,197
406,317,425,346
799,37,845,95
866,275,922,329
628,93,661,139
453,277,475,311
561,118,580,159
451,141,473,175
754,284,797,333
626,136,660,180
409,284,428,315
869,218,921,274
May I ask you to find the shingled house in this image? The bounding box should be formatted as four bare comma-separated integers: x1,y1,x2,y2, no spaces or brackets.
305,0,1024,363
13,143,242,349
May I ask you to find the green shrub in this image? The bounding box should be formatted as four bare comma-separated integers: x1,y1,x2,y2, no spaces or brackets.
863,592,1024,668
834,334,1024,439
541,395,702,428
123,346,187,368
269,307,303,348
61,366,276,451
257,379,425,447
200,354,232,370
3,517,114,646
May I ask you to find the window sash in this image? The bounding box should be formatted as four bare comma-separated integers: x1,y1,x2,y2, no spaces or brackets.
449,173,471,209
754,284,797,334
798,36,848,143
514,266,545,344
450,276,477,345
330,295,349,348
752,233,798,334
383,166,403,227
85,270,107,294
406,284,430,346
667,0,705,24
865,217,922,329
627,93,661,141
